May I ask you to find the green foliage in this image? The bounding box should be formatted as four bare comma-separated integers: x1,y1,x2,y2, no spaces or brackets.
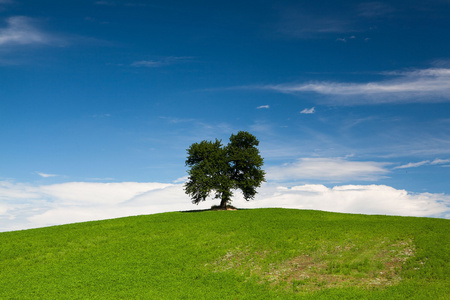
185,131,265,207
0,209,449,299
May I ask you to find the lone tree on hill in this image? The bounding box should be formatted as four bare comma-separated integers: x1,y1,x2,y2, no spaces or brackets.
185,131,266,209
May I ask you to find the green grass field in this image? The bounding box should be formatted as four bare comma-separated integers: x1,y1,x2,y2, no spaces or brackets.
1,208,449,299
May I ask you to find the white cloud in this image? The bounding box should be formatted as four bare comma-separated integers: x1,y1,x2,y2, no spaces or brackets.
0,181,207,232
267,157,390,182
0,16,51,46
260,68,450,104
1,180,449,232
0,181,41,200
40,182,173,205
300,107,315,114
257,105,270,109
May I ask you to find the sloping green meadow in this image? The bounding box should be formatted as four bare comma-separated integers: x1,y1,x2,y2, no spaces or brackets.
1,208,449,299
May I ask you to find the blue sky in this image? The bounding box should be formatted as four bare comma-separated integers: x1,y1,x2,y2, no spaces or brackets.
1,0,450,231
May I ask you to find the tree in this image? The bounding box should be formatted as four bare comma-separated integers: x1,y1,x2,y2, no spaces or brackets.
184,131,265,209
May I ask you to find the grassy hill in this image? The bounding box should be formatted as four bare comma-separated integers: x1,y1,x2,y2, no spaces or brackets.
1,208,449,299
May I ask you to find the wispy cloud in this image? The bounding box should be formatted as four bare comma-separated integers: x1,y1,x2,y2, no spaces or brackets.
1,180,449,232
336,35,356,42
0,0,14,9
173,176,188,184
276,2,395,39
0,16,53,46
300,107,315,114
394,161,429,169
277,10,352,38
267,157,390,182
357,2,395,18
131,60,166,68
431,158,450,165
257,105,270,109
131,56,192,68
94,1,147,6
94,1,116,5
258,68,450,104
36,172,58,178
394,158,450,169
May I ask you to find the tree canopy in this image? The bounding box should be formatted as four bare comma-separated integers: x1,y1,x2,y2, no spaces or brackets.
184,131,265,209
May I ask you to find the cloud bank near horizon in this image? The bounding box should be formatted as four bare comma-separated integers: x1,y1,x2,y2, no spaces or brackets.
267,157,390,182
1,179,449,232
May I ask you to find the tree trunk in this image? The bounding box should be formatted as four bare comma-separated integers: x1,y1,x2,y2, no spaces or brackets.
219,195,228,209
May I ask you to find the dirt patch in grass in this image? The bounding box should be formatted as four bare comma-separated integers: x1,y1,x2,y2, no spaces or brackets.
210,205,237,211
207,238,416,292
